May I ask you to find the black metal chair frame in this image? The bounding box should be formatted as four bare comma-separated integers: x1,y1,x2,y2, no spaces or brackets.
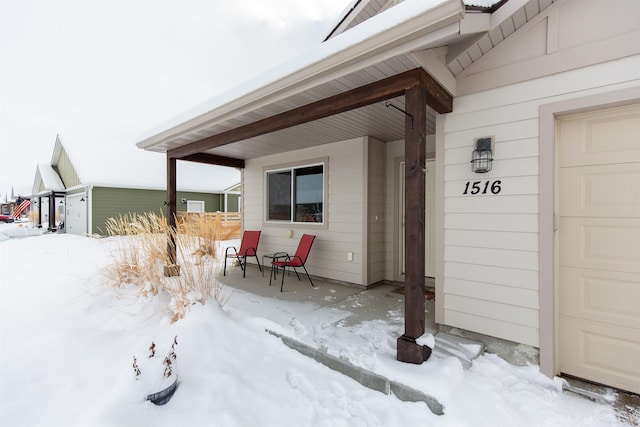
223,231,262,278
268,234,315,292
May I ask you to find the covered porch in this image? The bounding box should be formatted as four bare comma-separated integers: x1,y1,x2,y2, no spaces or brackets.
218,263,437,334
214,260,485,413
214,262,486,370
136,1,467,364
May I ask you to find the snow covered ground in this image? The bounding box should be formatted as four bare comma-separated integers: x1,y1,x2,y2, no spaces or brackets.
0,221,631,426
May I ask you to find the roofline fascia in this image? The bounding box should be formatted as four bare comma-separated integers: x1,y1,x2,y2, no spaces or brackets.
323,0,365,42
136,0,464,152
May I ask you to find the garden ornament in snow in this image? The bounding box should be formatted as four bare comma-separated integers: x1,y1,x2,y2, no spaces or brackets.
133,336,178,405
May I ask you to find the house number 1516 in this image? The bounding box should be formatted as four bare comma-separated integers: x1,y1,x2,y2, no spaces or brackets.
463,180,502,195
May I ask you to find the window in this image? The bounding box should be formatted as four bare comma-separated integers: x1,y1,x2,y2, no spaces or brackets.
266,163,324,223
187,200,205,213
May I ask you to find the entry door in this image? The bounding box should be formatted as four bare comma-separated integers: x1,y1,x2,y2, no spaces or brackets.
40,198,49,226
557,103,640,393
400,160,435,278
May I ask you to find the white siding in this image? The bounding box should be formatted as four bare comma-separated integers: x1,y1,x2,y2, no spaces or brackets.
367,137,386,285
384,140,404,282
441,54,640,347
244,137,366,285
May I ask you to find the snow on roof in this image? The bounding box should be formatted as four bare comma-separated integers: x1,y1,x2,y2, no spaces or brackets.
464,0,503,8
33,163,65,194
325,0,501,41
56,136,239,193
137,0,459,148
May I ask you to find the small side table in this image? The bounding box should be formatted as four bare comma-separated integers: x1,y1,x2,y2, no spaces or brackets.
261,252,289,279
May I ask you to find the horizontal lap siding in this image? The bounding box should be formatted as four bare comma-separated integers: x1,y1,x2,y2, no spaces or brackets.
91,187,223,235
385,140,404,282
440,95,534,343
443,95,541,346
244,138,366,285
442,55,640,347
367,138,386,285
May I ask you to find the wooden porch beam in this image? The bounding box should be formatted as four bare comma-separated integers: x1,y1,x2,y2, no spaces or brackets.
420,69,453,114
179,153,245,169
168,68,452,159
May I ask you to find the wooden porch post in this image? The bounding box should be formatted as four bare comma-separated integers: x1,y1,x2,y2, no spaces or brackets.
48,192,56,232
397,83,430,364
164,155,180,277
36,197,42,228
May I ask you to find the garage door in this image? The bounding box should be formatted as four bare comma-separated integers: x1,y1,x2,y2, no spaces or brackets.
65,193,88,236
558,103,640,394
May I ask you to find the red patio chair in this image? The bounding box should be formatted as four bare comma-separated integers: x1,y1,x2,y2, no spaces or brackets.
269,234,316,292
224,230,262,278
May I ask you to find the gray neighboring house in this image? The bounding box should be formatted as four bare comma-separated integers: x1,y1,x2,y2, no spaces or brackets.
31,136,240,235
137,0,640,394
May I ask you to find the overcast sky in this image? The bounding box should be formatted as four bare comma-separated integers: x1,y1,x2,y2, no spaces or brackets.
0,0,350,200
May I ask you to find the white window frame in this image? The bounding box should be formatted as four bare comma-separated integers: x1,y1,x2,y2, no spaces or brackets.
187,200,205,213
264,159,326,226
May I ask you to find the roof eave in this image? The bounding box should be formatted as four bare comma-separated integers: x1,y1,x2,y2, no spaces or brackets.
136,0,465,152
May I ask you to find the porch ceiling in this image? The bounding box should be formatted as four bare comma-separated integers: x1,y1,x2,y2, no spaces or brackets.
189,96,426,160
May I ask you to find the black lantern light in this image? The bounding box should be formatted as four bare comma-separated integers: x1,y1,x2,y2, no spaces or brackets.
471,136,493,173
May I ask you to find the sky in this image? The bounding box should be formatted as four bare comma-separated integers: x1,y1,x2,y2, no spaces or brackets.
0,0,351,200
0,223,629,426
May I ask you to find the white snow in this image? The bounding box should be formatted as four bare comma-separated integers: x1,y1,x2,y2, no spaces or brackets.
34,163,65,193
0,221,626,426
464,1,501,8
417,332,435,349
53,136,241,193
137,0,452,146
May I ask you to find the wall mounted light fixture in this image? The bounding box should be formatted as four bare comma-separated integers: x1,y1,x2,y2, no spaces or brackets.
471,136,494,173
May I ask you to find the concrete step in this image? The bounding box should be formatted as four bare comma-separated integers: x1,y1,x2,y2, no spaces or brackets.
432,332,485,368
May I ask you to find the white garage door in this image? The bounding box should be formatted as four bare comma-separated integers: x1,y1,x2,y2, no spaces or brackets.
558,103,640,393
65,193,88,236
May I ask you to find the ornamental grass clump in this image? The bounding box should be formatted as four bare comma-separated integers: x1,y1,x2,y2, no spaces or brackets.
177,213,219,259
104,212,230,321
103,213,167,296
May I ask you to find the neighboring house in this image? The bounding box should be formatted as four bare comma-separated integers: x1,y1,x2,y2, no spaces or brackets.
136,0,640,394
0,187,29,216
32,136,241,235
32,163,66,229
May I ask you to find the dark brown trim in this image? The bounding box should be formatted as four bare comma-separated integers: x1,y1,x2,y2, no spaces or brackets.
323,0,362,42
420,71,453,115
166,156,178,271
397,84,428,364
464,0,508,13
179,153,245,169
168,68,452,160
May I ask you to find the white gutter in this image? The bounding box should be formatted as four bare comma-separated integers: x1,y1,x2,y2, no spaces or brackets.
136,0,464,151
